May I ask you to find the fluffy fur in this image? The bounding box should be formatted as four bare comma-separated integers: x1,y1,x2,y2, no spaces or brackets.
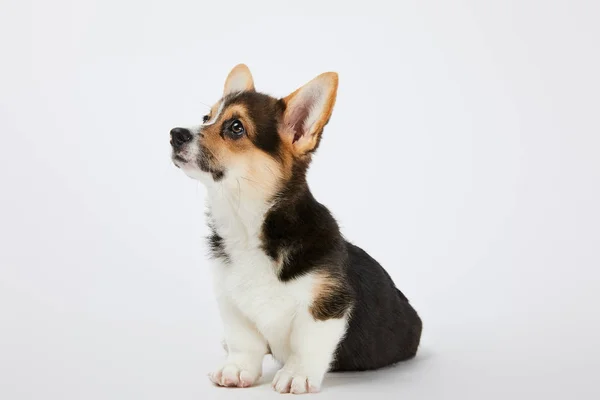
170,64,422,394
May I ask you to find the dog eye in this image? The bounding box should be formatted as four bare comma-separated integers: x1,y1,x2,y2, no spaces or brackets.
202,115,210,123
230,120,245,136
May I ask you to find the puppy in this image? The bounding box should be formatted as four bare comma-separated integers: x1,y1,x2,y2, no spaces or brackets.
170,64,422,394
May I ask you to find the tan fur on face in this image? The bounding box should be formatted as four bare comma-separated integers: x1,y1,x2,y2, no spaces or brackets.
199,100,284,198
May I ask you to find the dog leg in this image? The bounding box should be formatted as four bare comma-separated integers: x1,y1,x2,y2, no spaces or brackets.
272,311,348,394
209,298,268,388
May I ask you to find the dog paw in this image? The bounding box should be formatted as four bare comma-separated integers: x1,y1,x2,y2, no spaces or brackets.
272,368,321,394
209,364,259,388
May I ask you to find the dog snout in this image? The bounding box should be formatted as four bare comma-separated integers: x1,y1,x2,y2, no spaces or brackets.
170,127,192,149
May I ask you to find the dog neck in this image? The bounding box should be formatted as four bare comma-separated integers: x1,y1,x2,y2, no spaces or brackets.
205,175,275,246
204,161,312,248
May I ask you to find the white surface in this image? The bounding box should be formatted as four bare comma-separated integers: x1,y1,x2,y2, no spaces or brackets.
1,1,599,399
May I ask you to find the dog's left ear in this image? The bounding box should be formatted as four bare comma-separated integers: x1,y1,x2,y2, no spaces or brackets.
281,72,338,155
224,64,255,96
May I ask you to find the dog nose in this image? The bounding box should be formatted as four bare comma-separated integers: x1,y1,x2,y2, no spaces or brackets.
170,127,192,149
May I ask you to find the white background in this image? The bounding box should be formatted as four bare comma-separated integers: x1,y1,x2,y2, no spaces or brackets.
1,1,599,399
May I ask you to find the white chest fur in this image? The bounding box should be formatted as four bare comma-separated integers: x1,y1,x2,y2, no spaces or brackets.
206,182,315,362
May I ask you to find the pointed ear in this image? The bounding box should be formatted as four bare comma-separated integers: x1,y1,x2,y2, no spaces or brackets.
281,72,338,155
223,64,255,96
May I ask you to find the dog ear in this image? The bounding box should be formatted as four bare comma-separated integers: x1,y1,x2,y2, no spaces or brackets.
280,72,338,155
223,64,255,96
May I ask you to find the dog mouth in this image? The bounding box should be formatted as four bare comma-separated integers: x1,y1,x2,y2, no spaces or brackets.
171,150,198,167
172,152,224,180
171,154,188,169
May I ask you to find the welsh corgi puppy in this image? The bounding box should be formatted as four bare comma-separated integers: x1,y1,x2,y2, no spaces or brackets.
170,64,422,394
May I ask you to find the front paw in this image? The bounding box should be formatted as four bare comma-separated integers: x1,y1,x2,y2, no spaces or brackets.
209,364,260,388
272,368,321,394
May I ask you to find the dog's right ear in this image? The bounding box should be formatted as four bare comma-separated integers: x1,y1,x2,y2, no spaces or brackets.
223,64,255,96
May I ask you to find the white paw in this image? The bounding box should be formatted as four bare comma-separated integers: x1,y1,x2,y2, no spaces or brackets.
272,368,321,394
209,364,259,388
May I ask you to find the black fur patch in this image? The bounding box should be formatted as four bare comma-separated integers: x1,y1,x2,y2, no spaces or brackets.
260,160,343,279
211,170,224,181
330,242,422,371
207,229,229,262
206,213,229,263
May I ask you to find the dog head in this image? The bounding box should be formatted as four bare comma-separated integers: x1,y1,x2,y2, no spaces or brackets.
170,64,338,198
